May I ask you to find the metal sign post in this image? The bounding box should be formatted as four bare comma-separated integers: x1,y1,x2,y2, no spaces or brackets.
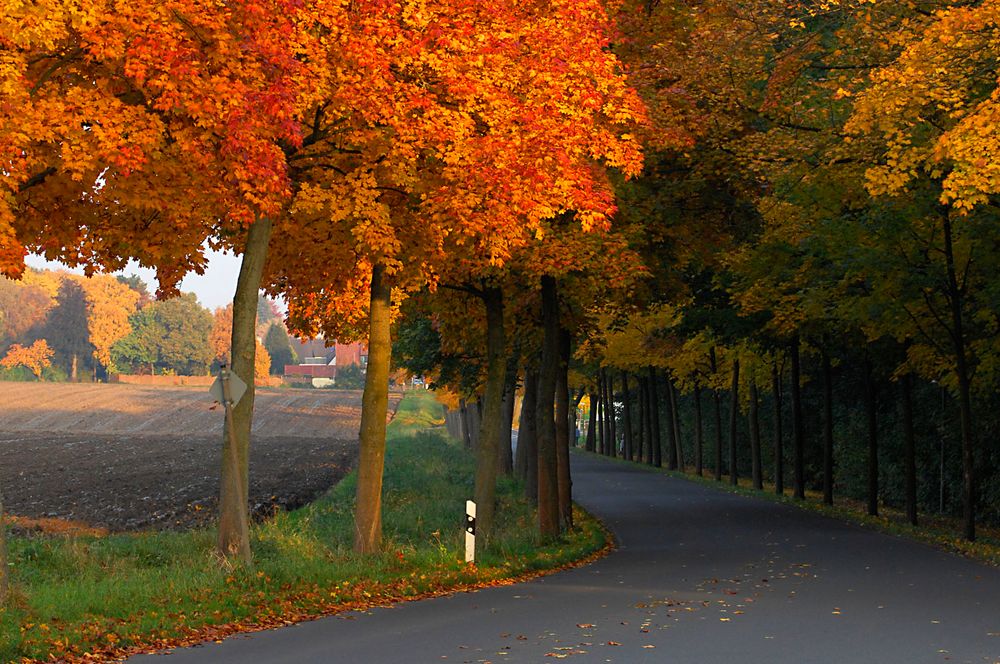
464,500,476,563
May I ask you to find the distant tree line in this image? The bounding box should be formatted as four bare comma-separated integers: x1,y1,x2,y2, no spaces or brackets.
0,269,295,381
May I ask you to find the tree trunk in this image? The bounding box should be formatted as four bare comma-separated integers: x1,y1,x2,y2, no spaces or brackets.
536,276,560,537
772,363,784,495
586,391,597,452
0,482,7,606
662,375,678,471
604,369,615,457
555,328,573,530
473,287,506,548
728,358,740,486
790,337,805,501
822,350,834,506
649,367,662,468
863,353,878,518
713,389,723,482
498,358,518,476
622,373,634,463
607,371,618,458
459,399,473,450
516,369,539,502
668,378,684,472
942,213,976,542
600,369,611,456
694,384,703,476
901,373,918,526
749,377,762,490
354,261,393,554
638,375,649,464
217,215,272,563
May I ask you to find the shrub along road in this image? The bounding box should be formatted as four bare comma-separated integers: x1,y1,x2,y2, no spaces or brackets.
133,453,1000,663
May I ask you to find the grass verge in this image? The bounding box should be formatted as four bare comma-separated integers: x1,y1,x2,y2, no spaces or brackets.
0,392,609,662
582,449,1000,567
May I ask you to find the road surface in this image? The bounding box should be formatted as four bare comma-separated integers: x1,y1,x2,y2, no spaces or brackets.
133,453,1000,663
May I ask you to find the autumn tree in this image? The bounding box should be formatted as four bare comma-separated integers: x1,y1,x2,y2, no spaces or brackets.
1,339,54,380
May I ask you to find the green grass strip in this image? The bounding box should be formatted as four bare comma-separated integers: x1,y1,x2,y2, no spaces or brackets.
0,392,608,662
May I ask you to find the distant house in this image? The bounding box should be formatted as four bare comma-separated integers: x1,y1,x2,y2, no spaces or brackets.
283,338,367,381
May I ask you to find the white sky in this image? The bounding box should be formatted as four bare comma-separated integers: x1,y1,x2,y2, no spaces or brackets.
25,248,244,312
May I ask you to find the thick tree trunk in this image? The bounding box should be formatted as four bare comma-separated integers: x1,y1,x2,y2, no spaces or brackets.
694,384,703,476
536,276,560,537
772,363,784,495
790,337,805,501
516,369,539,502
586,391,597,452
728,359,740,486
649,367,662,468
901,373,918,526
473,287,506,548
942,214,977,541
354,261,393,554
863,353,879,518
622,373,634,462
555,329,573,530
749,377,762,490
218,215,272,563
668,379,684,472
822,350,835,506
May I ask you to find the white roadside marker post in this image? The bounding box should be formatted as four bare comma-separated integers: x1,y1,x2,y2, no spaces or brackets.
465,500,476,563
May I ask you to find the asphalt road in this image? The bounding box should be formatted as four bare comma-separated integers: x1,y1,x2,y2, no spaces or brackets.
132,453,1000,663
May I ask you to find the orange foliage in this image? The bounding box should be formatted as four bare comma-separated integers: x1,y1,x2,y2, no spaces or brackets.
1,339,54,379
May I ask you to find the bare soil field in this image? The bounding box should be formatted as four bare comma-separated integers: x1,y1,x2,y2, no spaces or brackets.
0,382,400,532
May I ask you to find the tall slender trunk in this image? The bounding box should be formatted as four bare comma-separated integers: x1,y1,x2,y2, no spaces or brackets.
354,261,393,554
822,350,834,506
790,337,805,501
71,353,78,382
517,369,539,502
649,367,662,468
586,391,597,452
668,379,684,472
536,276,560,537
712,389,723,481
942,213,976,542
901,373,918,526
605,371,618,457
0,483,7,606
459,399,473,450
218,215,272,563
694,384,703,476
622,373,634,462
749,377,762,490
863,353,879,518
772,363,784,495
473,287,506,547
661,375,678,471
555,329,573,530
498,358,518,476
640,376,651,465
600,369,610,456
728,359,740,486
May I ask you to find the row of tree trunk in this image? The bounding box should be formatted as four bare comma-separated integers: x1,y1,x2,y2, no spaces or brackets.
584,349,938,535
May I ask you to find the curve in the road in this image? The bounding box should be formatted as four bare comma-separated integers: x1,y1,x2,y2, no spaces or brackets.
131,452,1000,663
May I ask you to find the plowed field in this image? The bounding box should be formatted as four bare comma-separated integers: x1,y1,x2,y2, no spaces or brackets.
0,383,399,532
